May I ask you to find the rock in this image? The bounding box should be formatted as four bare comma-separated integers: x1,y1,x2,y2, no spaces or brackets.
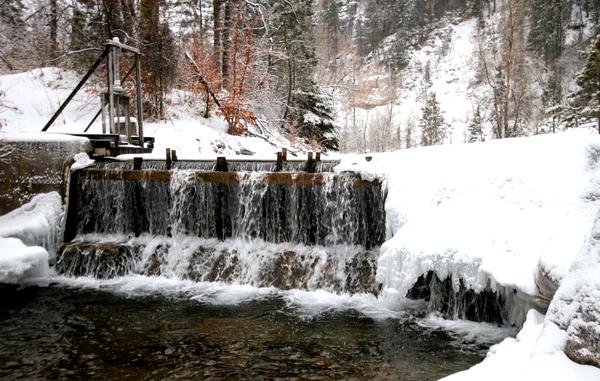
239,148,254,156
563,287,600,368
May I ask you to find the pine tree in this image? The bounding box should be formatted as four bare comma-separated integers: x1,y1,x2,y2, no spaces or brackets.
420,92,449,146
267,0,338,149
467,105,484,142
528,0,569,64
558,36,600,131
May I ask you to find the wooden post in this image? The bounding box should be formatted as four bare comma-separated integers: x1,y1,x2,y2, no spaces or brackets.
276,152,283,171
135,54,144,147
315,152,321,162
282,148,288,161
305,152,316,173
107,46,115,135
216,156,228,172
133,157,143,170
166,148,172,170
171,150,178,161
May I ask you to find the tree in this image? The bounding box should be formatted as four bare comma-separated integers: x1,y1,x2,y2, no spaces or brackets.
466,105,484,142
557,36,600,132
420,92,449,146
477,0,530,139
140,0,177,119
267,0,338,149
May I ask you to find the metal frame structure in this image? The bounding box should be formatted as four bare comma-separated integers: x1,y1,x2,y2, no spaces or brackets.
41,38,146,151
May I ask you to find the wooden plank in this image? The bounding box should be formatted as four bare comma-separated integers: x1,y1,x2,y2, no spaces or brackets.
76,168,381,187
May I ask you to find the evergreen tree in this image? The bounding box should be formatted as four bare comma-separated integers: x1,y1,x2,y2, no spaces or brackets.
420,92,449,146
293,87,339,150
268,0,338,149
528,0,569,64
467,105,484,142
557,36,600,131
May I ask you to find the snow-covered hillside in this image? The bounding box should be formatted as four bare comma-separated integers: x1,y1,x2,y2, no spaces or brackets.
339,17,479,151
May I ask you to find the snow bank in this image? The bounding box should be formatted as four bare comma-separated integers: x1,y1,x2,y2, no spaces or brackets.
0,237,49,284
442,310,600,381
546,205,600,367
0,192,63,255
337,130,600,300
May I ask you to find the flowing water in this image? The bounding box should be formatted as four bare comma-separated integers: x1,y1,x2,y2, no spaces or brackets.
0,284,491,381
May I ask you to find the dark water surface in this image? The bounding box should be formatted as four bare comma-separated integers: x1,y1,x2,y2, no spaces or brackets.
0,285,484,380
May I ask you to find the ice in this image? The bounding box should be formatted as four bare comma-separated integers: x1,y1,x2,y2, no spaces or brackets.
0,192,63,256
0,237,49,284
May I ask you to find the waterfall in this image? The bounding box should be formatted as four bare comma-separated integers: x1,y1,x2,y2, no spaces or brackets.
64,167,386,247
58,164,386,295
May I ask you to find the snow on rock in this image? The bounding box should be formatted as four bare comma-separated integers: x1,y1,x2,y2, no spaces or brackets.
442,310,600,381
337,130,600,303
547,205,600,367
0,192,63,257
0,237,49,284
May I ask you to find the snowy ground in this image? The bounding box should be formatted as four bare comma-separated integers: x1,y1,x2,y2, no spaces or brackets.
338,129,600,299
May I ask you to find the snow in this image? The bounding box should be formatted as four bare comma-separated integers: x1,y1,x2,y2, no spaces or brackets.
0,237,49,284
443,310,600,381
337,129,600,300
70,152,95,171
338,18,479,150
0,192,63,255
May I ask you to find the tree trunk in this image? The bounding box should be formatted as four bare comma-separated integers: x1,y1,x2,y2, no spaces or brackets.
49,0,58,57
213,0,223,77
222,0,236,88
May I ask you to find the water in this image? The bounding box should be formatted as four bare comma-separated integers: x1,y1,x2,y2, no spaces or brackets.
67,169,386,248
56,237,380,295
0,285,487,380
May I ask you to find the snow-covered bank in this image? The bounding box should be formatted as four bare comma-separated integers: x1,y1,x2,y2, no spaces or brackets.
335,129,600,378
0,238,49,284
0,192,62,284
443,310,600,380
0,192,63,254
337,130,600,304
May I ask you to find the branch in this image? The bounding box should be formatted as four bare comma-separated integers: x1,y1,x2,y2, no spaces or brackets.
184,51,222,109
45,47,103,64
0,49,15,71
